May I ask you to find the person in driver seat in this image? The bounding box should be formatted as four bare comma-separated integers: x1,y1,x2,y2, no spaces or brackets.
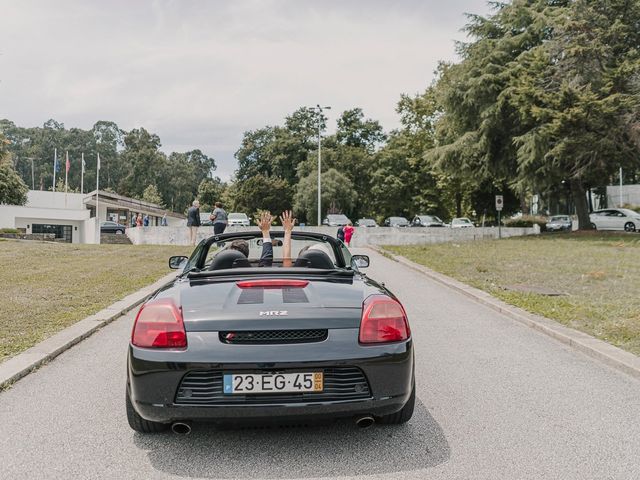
222,210,296,268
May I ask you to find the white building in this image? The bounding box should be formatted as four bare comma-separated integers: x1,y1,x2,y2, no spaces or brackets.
607,184,640,208
0,190,185,243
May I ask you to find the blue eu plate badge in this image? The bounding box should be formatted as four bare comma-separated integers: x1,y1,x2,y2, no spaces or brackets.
223,374,233,394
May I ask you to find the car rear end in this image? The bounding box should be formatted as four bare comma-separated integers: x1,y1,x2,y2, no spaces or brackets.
127,276,414,430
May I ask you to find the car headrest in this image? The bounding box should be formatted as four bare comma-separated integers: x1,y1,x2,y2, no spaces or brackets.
208,249,248,270
294,250,334,269
232,257,251,268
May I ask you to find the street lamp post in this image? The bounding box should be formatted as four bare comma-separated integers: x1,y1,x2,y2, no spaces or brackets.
311,104,331,226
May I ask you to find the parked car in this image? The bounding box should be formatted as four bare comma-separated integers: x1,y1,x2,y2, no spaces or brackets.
227,212,251,227
323,214,351,226
356,218,378,227
589,208,640,232
100,221,126,234
200,213,213,227
383,217,410,228
411,215,444,227
126,231,414,433
450,217,475,228
546,215,572,232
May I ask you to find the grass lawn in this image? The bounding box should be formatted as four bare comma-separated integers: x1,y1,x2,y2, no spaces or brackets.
386,232,640,355
0,240,191,363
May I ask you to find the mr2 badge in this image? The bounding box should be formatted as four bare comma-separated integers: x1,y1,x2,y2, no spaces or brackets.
259,311,289,316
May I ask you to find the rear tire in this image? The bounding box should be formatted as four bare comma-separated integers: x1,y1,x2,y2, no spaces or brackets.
590,223,597,230
126,389,169,433
624,222,636,232
377,383,415,425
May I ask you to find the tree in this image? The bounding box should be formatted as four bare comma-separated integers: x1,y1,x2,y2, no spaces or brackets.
142,184,164,207
231,174,293,218
429,0,640,228
508,0,640,227
0,134,28,205
197,177,226,211
336,108,386,152
294,168,357,224
117,128,166,200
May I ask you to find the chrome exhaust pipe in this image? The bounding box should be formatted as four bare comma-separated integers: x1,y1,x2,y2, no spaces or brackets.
171,422,192,435
355,415,375,429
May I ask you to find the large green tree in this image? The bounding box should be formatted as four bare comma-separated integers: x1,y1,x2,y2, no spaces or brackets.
294,168,357,224
230,174,293,218
429,0,640,228
0,134,28,205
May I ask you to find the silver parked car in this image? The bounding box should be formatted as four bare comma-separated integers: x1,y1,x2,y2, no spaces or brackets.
227,213,250,227
546,215,572,232
383,217,410,227
450,217,475,228
589,209,640,232
411,215,444,227
323,214,351,226
356,218,378,227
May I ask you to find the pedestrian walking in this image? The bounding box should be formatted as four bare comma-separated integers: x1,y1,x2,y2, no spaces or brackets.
136,213,143,227
161,214,168,226
131,214,136,228
143,214,149,227
187,200,201,245
336,225,345,243
210,202,228,235
343,221,355,246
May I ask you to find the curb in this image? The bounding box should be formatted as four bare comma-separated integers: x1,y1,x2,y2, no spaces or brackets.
370,246,640,381
0,271,178,389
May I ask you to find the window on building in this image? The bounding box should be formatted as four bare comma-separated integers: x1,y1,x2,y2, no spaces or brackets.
32,224,72,243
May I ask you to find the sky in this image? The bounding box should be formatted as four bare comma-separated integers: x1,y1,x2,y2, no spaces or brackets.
0,0,492,180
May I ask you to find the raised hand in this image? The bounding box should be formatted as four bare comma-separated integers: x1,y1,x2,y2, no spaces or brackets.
258,211,273,234
280,210,297,233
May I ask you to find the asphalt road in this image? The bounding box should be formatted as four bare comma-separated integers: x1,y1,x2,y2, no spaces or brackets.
1,248,640,480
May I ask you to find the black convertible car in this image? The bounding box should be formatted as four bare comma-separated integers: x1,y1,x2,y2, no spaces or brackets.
126,231,414,434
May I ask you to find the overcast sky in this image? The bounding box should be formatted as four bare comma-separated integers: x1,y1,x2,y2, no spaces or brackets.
0,0,491,179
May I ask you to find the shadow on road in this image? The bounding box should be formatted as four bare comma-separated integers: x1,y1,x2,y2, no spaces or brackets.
133,398,449,479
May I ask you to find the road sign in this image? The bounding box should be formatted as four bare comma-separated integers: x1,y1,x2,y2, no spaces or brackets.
495,195,504,211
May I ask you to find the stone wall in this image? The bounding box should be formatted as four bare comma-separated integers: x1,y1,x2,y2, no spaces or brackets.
126,225,536,247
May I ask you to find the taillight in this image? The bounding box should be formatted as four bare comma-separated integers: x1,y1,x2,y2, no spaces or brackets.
359,295,410,344
236,279,309,289
131,298,187,348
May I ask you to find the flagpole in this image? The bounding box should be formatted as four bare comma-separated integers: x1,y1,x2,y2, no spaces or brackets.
81,153,85,194
53,148,57,192
96,153,100,245
64,151,69,207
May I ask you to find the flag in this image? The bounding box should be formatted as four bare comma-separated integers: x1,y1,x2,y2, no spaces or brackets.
81,154,86,172
65,151,70,174
53,148,58,192
97,152,101,171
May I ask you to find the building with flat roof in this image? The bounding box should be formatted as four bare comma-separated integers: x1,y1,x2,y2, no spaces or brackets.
0,190,185,243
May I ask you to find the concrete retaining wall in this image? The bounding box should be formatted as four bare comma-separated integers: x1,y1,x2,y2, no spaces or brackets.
127,225,536,247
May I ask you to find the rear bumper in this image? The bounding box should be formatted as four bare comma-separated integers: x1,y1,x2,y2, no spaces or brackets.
128,329,414,424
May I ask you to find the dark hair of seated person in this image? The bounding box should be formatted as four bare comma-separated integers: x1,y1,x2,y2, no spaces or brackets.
229,239,249,257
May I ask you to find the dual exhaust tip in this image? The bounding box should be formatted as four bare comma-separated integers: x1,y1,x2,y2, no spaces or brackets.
171,416,374,434
171,422,192,435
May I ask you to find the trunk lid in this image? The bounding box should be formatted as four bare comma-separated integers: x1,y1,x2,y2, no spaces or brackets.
180,278,366,331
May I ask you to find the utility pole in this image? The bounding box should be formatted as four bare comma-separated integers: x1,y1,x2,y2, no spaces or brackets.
310,104,331,226
619,167,623,207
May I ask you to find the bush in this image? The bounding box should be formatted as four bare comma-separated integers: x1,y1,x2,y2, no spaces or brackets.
504,215,548,232
0,228,18,234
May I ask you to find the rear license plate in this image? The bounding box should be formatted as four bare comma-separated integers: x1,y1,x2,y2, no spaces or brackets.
223,372,323,394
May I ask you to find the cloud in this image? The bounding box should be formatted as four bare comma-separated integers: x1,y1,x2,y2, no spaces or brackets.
0,0,491,180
